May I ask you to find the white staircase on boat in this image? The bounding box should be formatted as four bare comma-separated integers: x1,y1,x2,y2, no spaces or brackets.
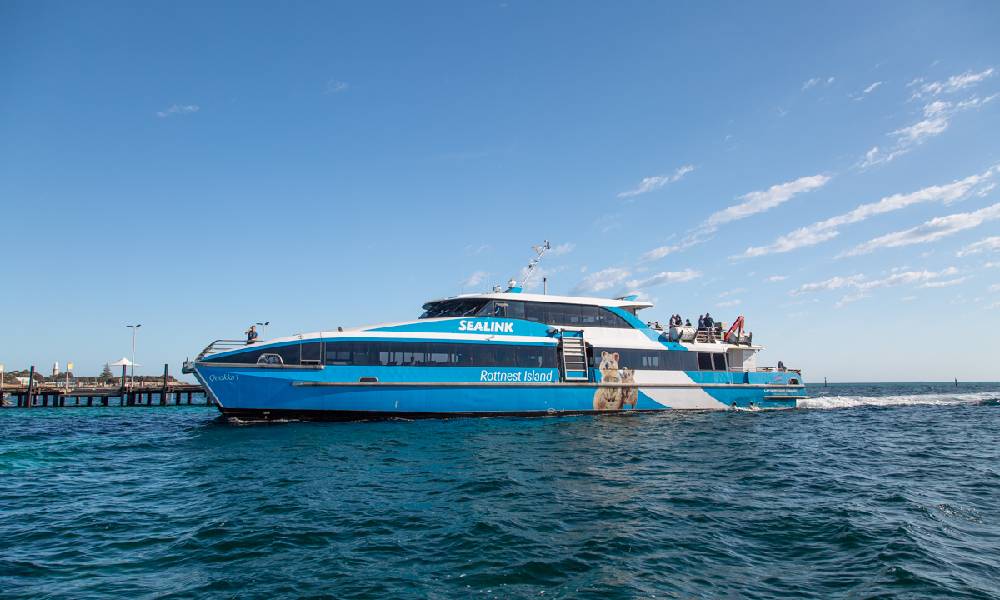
560,335,589,381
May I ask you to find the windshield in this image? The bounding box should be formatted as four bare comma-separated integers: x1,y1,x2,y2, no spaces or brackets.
419,299,490,319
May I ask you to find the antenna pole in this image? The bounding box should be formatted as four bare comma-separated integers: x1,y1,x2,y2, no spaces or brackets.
515,240,551,290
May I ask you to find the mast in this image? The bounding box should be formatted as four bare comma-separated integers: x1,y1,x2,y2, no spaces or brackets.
508,240,551,291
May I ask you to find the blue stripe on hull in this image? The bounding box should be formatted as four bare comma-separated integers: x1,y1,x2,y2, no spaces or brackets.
195,365,800,416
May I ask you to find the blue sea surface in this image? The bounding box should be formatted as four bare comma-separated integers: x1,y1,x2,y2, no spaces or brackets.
2,383,1000,599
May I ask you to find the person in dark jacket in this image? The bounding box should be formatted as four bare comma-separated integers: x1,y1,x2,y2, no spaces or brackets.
245,325,259,344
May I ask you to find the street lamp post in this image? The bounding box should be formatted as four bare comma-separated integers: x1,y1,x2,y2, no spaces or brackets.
127,324,142,390
256,321,270,340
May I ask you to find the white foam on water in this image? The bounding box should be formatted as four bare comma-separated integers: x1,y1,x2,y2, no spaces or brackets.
799,392,998,410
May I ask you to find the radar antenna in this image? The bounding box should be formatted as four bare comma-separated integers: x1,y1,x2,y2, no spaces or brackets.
508,240,551,291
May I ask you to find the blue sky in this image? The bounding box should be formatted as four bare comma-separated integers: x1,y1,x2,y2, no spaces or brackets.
1,1,998,382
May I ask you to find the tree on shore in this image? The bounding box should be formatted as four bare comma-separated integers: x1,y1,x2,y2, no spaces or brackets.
100,363,114,382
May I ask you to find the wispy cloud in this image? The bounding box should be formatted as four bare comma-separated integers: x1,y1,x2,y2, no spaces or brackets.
922,276,969,288
957,236,1000,257
739,166,999,258
571,266,700,295
625,269,701,290
463,243,491,256
840,202,1000,257
765,275,788,282
325,80,350,94
718,288,745,298
462,271,489,288
911,68,994,99
706,175,830,229
850,81,883,100
860,94,998,168
644,174,831,261
156,104,199,118
617,165,695,198
802,76,835,91
792,267,960,307
550,242,575,256
572,267,632,295
717,299,741,308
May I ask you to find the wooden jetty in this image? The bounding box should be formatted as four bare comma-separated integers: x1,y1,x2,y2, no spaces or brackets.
1,364,210,409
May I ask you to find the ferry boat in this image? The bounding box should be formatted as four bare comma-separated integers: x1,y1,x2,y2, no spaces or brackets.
184,244,805,420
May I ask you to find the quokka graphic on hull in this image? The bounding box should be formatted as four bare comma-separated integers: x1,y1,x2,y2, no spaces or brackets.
184,242,805,421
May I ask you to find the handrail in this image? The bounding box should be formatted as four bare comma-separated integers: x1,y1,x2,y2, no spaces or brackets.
196,339,251,361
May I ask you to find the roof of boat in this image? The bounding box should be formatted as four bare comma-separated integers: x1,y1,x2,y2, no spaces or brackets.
422,291,653,311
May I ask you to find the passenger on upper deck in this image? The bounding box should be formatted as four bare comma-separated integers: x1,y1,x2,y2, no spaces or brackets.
697,315,704,329
685,318,692,327
703,313,714,329
245,325,258,345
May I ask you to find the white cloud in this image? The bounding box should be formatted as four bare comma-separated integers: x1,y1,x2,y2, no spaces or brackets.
802,76,835,91
791,274,866,295
840,202,1000,257
957,236,1000,257
625,269,701,290
851,81,883,100
550,242,576,256
462,271,489,288
912,68,994,98
704,175,831,229
766,275,788,282
989,283,1000,293
922,277,969,288
718,288,745,298
860,93,998,168
793,267,961,306
325,80,350,94
572,267,632,295
617,165,695,198
463,243,491,255
717,299,741,308
740,166,999,258
156,104,199,118
645,174,830,262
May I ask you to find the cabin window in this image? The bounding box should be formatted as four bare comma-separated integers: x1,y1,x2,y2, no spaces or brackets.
518,302,633,328
275,344,302,365
593,348,698,371
697,352,714,371
420,299,490,318
301,342,322,364
323,341,557,369
713,353,727,371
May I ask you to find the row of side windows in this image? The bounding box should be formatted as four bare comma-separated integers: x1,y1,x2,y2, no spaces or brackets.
207,341,558,369
594,348,727,371
499,301,633,329
420,299,634,329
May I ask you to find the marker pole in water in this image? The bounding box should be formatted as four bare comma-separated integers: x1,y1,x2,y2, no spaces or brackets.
824,377,828,387
26,365,35,408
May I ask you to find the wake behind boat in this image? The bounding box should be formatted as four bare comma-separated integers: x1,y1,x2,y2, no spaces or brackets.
184,243,805,421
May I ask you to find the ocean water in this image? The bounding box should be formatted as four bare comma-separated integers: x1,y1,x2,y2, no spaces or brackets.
2,383,1000,599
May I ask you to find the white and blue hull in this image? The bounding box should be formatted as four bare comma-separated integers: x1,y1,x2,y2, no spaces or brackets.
193,364,804,420
189,292,806,421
